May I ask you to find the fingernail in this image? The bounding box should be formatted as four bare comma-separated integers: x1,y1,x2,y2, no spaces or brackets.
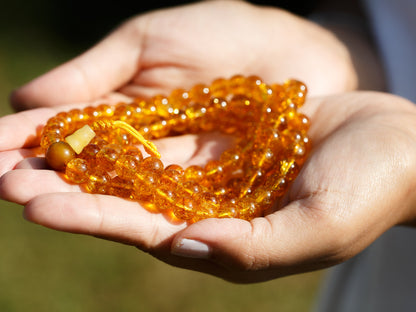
172,238,211,259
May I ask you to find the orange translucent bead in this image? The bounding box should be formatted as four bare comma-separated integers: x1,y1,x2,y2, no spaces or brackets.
96,144,122,172
154,185,177,210
133,173,157,202
217,203,239,218
184,165,204,182
115,155,141,179
238,199,261,221
220,148,242,167
66,158,88,183
204,160,227,185
189,83,211,103
80,143,100,160
40,133,62,150
108,177,133,199
210,78,229,98
85,170,111,194
173,195,195,220
283,79,307,107
139,156,164,174
165,164,184,174
123,146,143,162
39,75,311,222
96,104,114,117
182,181,202,196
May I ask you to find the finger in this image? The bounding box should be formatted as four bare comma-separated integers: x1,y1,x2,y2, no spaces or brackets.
10,20,143,110
0,150,42,177
15,157,47,170
0,108,56,149
24,192,186,248
170,202,346,283
0,169,80,204
0,93,133,151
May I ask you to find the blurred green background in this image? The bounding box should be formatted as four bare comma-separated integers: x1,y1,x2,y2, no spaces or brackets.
0,1,324,311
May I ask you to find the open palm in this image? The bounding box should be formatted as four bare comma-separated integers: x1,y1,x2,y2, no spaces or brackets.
2,0,414,284
11,0,356,112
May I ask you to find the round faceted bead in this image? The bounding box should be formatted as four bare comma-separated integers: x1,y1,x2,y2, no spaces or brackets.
217,203,239,218
189,84,211,104
45,141,76,171
56,111,73,125
173,195,195,220
213,186,227,196
280,159,299,181
182,181,202,196
154,185,177,210
287,113,310,133
210,78,229,98
252,185,275,207
283,79,307,107
165,164,184,175
250,147,275,170
85,170,111,194
138,156,164,174
89,136,108,148
108,177,134,199
198,192,218,206
83,106,100,118
96,104,114,117
133,173,157,202
65,158,88,183
220,148,243,168
204,160,225,178
169,88,191,108
114,103,140,121
67,109,85,124
122,146,143,162
151,94,170,116
184,165,204,182
160,169,183,188
148,120,171,138
80,143,100,160
238,199,261,221
210,97,228,110
96,144,122,172
192,204,217,222
191,192,219,221
45,116,68,132
41,133,62,150
115,154,141,179
229,74,246,95
265,175,288,198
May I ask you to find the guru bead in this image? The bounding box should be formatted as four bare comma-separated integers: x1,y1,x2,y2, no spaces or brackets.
45,141,76,171
40,75,311,222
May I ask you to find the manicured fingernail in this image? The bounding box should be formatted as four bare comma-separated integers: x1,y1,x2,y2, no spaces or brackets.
172,239,211,259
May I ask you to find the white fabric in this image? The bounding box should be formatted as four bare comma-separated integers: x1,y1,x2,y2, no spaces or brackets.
315,0,416,311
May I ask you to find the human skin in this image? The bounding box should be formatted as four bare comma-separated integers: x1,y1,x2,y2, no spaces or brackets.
2,0,412,283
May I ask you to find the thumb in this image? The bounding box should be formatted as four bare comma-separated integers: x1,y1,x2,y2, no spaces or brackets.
171,202,347,283
11,18,144,110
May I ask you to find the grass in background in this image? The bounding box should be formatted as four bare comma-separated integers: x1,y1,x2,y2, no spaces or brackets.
0,4,324,311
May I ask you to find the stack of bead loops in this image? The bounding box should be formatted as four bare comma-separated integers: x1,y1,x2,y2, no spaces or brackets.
41,75,311,222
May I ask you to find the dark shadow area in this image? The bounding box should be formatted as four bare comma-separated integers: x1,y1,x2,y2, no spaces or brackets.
1,0,317,51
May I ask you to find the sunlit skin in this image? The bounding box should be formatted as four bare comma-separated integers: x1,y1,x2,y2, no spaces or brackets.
0,1,415,284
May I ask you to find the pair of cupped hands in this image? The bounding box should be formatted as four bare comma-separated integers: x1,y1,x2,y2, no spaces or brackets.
2,1,416,283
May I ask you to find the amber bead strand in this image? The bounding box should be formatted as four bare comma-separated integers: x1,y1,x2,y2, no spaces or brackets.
41,75,311,222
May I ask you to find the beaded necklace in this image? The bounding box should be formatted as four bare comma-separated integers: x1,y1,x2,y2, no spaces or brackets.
41,75,310,222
